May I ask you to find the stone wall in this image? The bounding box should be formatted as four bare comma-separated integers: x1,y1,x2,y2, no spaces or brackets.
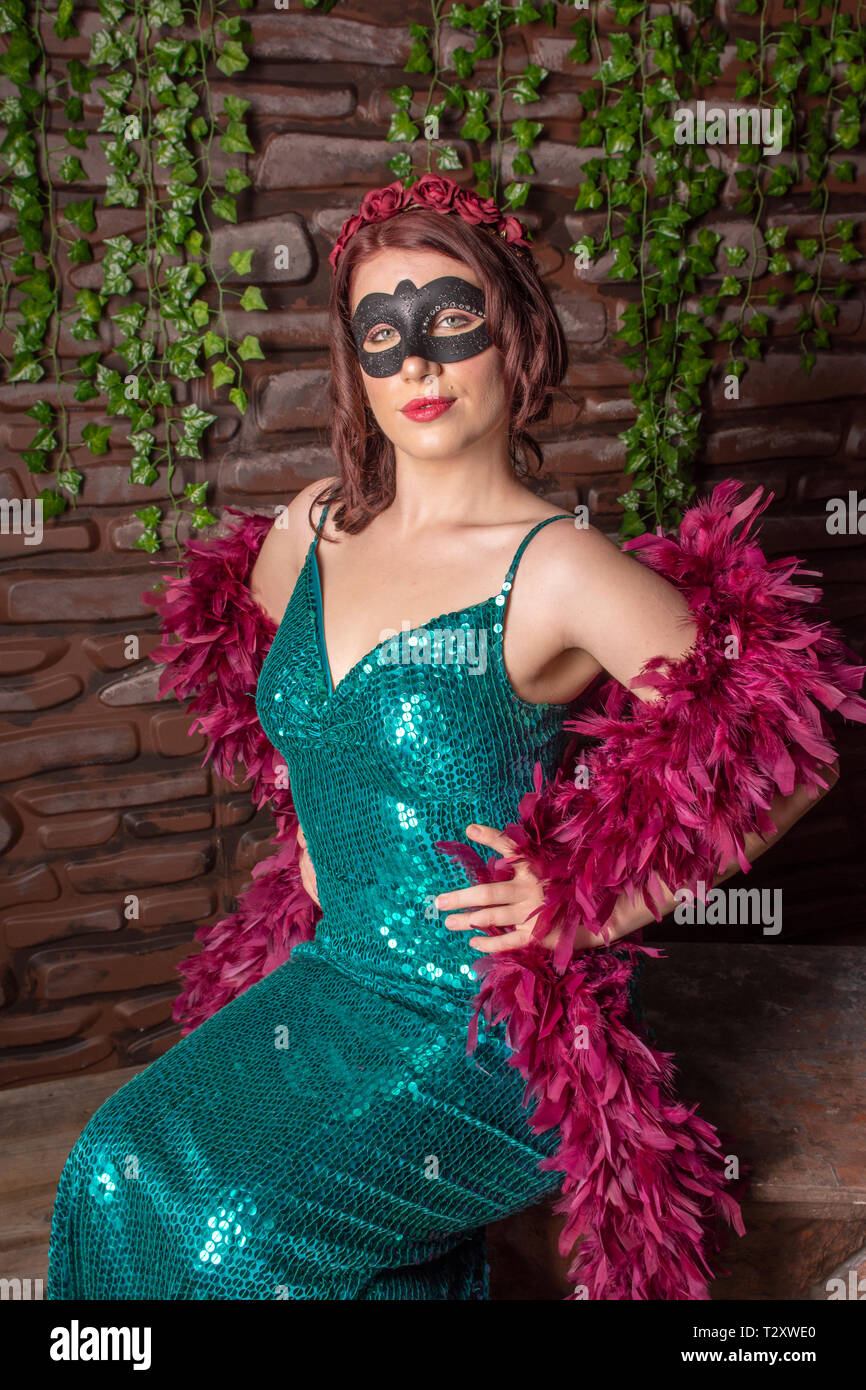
1,0,865,1086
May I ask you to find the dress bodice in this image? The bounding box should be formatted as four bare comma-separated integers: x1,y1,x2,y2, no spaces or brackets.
255,508,581,1008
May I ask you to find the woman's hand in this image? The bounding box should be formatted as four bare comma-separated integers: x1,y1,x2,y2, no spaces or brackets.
296,822,320,907
435,823,612,954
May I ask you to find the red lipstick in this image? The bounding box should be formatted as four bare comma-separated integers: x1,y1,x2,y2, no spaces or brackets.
400,397,456,422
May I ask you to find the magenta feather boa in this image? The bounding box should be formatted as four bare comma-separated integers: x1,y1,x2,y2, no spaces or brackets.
145,510,320,1030
144,480,866,1301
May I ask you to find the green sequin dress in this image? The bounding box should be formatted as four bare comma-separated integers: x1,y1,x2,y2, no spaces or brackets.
48,512,592,1300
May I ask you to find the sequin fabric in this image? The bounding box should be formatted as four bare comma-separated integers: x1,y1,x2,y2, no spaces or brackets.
47,512,634,1300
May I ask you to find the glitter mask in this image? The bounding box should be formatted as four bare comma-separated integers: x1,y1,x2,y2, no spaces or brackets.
350,276,490,378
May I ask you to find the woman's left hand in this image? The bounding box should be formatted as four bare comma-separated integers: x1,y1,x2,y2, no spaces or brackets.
435,823,609,954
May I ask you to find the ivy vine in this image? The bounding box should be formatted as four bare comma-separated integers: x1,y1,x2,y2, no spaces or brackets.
308,0,865,539
568,0,865,535
0,0,266,552
7,0,861,546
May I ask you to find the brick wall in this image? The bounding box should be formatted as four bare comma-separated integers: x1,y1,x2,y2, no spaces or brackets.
1,1,865,1087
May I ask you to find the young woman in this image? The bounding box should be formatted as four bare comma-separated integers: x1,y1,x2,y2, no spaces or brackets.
47,176,865,1302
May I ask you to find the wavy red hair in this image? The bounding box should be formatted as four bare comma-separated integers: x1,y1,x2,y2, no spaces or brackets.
312,205,570,536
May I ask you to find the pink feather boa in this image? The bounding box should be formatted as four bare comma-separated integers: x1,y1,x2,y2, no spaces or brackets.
143,481,866,1301
145,509,320,1032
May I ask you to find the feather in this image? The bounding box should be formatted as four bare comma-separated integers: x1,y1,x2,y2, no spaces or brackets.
454,478,866,1299
142,510,321,1034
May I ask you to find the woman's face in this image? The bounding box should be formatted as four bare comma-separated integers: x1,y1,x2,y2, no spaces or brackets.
347,248,508,461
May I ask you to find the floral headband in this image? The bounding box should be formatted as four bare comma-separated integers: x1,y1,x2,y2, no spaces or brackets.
328,173,534,271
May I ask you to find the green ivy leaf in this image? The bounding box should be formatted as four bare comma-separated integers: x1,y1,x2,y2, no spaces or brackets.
237,334,264,361
239,285,266,312
228,386,247,413
67,58,93,93
129,457,159,486
216,40,249,78
67,237,93,264
224,167,252,194
134,528,161,554
212,360,235,388
600,34,638,83
220,120,254,155
211,194,237,223
387,106,421,142
37,488,67,518
64,198,96,232
229,249,254,276
80,423,111,455
222,95,251,121
149,0,183,24
511,118,543,151
59,153,86,182
26,399,54,425
568,18,591,66
184,481,208,506
58,467,83,496
180,402,217,435
435,145,462,172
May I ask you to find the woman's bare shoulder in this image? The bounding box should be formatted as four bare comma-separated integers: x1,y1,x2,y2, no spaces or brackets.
249,477,338,623
276,476,338,543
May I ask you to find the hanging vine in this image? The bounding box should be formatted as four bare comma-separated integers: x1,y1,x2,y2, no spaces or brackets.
3,0,864,544
568,0,865,535
0,0,264,552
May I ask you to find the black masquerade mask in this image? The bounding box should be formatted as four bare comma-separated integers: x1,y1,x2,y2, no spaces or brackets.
349,275,490,378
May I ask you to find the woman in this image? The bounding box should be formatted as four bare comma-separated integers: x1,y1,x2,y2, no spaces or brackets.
47,176,866,1301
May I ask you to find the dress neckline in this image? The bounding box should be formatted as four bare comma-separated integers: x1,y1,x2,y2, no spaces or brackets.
310,540,502,701
306,510,577,710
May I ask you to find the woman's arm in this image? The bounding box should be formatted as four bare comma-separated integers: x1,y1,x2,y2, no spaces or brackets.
603,758,839,941
437,482,866,965
439,763,838,952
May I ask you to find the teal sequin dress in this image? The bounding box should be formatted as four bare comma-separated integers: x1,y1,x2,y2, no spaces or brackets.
48,512,599,1300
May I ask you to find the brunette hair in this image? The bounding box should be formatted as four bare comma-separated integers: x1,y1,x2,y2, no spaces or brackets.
312,206,570,536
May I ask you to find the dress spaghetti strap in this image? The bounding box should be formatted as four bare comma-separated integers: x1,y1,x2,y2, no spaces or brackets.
312,500,330,550
496,513,574,609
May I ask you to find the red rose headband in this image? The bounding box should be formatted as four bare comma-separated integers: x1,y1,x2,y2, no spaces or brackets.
328,173,534,272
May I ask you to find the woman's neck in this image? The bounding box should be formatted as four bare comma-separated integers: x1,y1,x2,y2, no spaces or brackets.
388,450,530,532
